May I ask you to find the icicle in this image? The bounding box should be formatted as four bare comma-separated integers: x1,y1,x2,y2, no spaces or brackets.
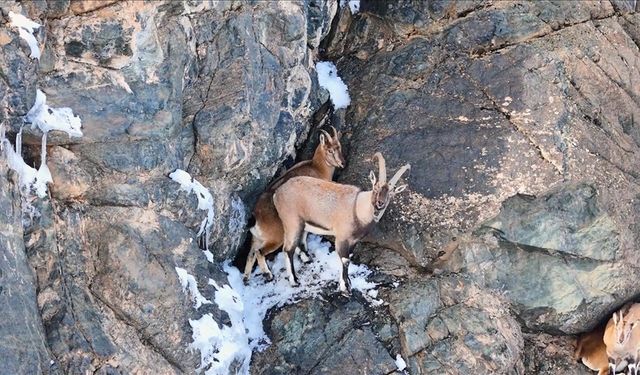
0,123,5,151
40,132,47,164
15,127,23,155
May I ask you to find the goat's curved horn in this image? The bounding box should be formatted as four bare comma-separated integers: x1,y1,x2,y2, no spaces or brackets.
330,125,339,139
373,152,386,184
319,129,331,141
389,163,411,187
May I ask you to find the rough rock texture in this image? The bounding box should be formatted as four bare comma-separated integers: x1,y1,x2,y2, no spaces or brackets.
332,0,640,271
385,276,523,374
0,164,56,375
252,298,398,375
2,0,640,375
0,0,336,373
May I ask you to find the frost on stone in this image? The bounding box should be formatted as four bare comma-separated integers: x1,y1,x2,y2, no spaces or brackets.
316,61,351,109
8,11,42,59
227,195,246,251
175,267,212,309
26,90,83,137
1,128,52,224
1,90,83,223
169,169,215,249
395,354,407,371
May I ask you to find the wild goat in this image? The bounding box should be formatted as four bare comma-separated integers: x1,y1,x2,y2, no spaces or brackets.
273,152,410,295
603,303,640,374
243,127,344,282
576,324,624,375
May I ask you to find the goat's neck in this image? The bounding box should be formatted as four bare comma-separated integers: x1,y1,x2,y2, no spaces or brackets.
311,148,334,178
355,191,375,225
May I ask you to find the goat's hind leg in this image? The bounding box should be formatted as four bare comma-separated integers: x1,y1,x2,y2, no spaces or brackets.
296,232,312,264
243,236,261,283
335,240,353,296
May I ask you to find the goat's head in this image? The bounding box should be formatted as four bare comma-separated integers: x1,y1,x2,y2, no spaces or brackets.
319,126,345,168
369,152,410,222
613,309,640,345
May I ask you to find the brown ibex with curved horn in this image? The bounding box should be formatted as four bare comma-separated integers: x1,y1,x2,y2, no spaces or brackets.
243,126,345,282
273,152,410,295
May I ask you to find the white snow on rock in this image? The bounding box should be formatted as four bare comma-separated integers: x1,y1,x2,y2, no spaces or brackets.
8,11,42,59
26,90,83,137
175,267,212,309
316,61,351,109
395,354,407,371
169,169,215,248
340,0,361,14
225,234,379,353
177,235,381,375
1,129,52,199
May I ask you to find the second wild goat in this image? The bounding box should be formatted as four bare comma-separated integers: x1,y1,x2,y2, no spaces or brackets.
243,127,344,283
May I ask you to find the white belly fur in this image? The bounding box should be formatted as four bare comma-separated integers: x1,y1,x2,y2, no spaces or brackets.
304,223,335,236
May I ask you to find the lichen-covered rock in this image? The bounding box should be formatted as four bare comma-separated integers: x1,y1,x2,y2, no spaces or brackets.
442,184,640,335
386,276,524,374
0,164,57,374
331,1,640,274
522,333,590,375
251,298,398,375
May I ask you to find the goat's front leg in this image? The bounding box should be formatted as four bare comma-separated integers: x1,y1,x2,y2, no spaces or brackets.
610,357,618,375
629,357,639,375
335,240,352,296
283,234,302,287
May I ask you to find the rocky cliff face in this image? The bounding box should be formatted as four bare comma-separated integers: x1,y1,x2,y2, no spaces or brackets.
1,1,639,374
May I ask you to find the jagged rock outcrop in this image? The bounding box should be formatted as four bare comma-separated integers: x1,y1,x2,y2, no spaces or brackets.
0,163,56,375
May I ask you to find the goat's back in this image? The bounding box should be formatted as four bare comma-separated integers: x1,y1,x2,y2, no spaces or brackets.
273,176,360,224
267,160,332,192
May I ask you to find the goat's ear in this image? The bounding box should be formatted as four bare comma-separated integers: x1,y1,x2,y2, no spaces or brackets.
369,171,377,186
337,130,342,139
394,184,407,194
319,134,326,145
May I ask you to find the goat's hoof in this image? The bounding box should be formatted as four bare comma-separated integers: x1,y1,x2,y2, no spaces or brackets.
243,276,250,285
264,273,274,282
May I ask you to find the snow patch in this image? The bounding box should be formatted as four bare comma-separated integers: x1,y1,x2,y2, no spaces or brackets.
395,354,407,371
175,267,212,309
340,0,361,14
8,11,41,59
169,169,215,248
1,129,51,198
182,235,380,375
203,250,214,263
316,61,351,109
26,90,83,137
225,234,380,353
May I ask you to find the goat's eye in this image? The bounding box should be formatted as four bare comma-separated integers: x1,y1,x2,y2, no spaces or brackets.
328,149,334,154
